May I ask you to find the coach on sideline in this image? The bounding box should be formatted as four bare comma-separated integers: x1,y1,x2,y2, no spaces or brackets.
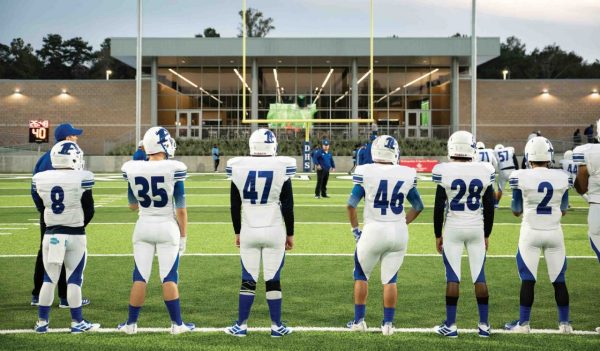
314,139,335,199
30,123,90,308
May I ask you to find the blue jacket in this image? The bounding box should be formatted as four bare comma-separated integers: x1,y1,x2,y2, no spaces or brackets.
212,147,220,160
133,149,147,161
357,143,373,165
311,148,320,165
315,149,335,171
31,151,54,211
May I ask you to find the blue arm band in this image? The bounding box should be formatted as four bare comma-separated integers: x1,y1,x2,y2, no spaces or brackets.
511,189,523,213
347,184,365,208
127,183,138,205
560,190,569,212
174,181,186,209
407,187,424,212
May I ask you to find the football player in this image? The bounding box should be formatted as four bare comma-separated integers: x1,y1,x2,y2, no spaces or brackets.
505,137,572,334
494,144,519,207
432,131,496,338
118,127,194,335
225,128,296,337
31,141,98,333
476,142,499,170
346,135,424,336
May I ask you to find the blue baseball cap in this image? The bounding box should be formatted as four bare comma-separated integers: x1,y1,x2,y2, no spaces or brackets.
55,123,83,142
322,139,330,146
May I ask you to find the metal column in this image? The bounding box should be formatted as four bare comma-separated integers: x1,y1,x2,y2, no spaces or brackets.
351,58,359,139
451,57,459,133
251,58,258,132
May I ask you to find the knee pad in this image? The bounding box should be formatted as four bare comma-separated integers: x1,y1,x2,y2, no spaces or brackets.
266,280,281,300
552,282,569,306
240,280,256,295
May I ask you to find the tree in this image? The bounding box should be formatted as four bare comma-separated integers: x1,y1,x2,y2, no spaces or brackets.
195,27,220,38
89,38,135,79
479,36,531,79
529,44,584,78
0,38,42,78
37,34,70,78
238,8,275,37
63,37,94,78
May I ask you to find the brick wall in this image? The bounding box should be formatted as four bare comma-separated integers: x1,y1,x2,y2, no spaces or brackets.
0,80,151,155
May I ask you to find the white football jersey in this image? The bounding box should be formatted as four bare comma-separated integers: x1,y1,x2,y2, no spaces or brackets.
122,160,187,217
432,162,496,229
495,146,517,170
559,159,578,181
477,149,498,170
509,168,571,230
353,164,417,225
32,170,94,228
573,144,600,203
227,156,296,228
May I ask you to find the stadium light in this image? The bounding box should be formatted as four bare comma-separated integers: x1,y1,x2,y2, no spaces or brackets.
233,68,252,93
61,88,69,95
541,88,549,95
168,68,198,88
357,70,371,84
314,68,335,103
335,91,349,103
502,69,509,80
273,68,281,103
592,88,599,96
403,68,439,88
13,88,21,94
106,70,112,80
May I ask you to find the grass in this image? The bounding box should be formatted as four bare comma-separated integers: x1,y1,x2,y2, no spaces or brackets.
0,173,598,350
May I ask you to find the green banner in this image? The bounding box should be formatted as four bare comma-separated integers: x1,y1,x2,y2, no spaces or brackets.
267,103,317,128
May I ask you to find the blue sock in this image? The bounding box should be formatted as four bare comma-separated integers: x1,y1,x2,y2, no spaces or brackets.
70,306,83,323
446,305,457,325
383,307,395,323
519,305,532,324
477,304,488,324
354,304,366,322
164,299,182,326
38,305,51,321
267,298,282,326
127,305,141,324
237,294,255,325
558,305,570,323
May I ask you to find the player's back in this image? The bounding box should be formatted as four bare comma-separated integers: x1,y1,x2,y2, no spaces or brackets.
477,149,497,167
510,168,570,230
227,156,296,228
432,162,496,229
495,146,516,170
32,169,94,229
574,144,600,203
354,163,417,224
122,159,187,217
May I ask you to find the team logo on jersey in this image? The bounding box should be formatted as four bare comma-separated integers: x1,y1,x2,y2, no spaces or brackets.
264,130,275,144
58,142,80,155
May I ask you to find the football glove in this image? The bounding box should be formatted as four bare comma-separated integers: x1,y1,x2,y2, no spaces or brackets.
351,227,362,242
179,236,187,255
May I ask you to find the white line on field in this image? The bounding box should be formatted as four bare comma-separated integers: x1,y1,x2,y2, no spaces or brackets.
0,233,12,235
0,222,589,227
0,228,28,230
0,253,596,259
0,326,596,335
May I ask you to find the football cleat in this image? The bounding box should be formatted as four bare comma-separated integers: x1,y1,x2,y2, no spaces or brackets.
381,321,394,336
224,322,247,337
347,319,368,332
558,322,573,334
596,327,600,333
171,322,195,335
59,298,90,309
271,323,293,337
117,321,138,335
34,320,49,333
31,295,39,306
322,195,330,198
314,195,321,199
504,320,530,333
71,320,100,334
433,321,458,338
478,323,491,337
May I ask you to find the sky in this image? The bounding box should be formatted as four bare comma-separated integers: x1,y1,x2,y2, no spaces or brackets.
0,0,599,62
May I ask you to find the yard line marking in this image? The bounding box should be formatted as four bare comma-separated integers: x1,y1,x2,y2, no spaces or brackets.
0,253,596,259
0,326,596,335
0,222,588,227
0,233,13,235
0,228,27,230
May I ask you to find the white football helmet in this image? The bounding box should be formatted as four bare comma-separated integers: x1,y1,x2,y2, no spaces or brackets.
494,144,504,151
249,128,277,156
51,140,85,170
448,131,476,160
563,150,573,161
525,136,554,163
476,141,485,150
371,135,400,164
143,127,176,158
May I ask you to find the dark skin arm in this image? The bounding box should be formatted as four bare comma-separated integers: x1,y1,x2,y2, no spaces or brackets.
574,165,589,195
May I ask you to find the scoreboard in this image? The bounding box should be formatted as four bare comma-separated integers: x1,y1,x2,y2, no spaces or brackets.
29,120,49,143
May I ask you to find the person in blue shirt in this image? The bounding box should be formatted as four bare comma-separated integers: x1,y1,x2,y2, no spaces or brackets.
314,139,336,199
310,145,321,171
31,123,90,308
133,141,147,161
348,143,362,175
357,133,378,166
212,144,220,172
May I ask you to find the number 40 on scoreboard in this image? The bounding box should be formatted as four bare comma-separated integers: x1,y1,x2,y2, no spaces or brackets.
29,120,49,143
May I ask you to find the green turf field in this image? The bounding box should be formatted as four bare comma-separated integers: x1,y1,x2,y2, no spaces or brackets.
0,173,598,350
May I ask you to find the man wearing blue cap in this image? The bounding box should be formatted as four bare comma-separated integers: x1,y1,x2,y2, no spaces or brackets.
314,139,336,199
357,132,377,166
30,123,90,308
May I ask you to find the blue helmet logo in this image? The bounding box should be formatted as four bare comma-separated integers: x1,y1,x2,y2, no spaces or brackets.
155,128,170,144
59,142,79,155
384,137,396,150
264,130,275,144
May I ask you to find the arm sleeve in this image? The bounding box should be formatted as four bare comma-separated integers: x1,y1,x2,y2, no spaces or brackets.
331,155,336,169
482,186,495,237
511,189,524,214
347,184,365,208
31,186,44,213
433,185,447,238
127,183,138,205
513,154,520,170
230,183,242,234
279,179,294,236
173,181,186,208
81,190,95,226
406,187,424,212
560,190,569,212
